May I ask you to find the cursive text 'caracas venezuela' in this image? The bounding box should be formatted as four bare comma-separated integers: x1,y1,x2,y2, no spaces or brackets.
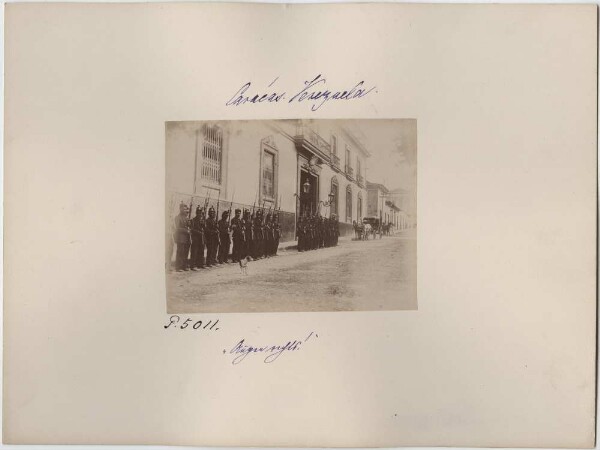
225,75,377,112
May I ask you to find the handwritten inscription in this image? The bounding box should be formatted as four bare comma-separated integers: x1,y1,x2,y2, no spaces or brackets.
225,331,318,365
164,315,220,331
226,75,377,111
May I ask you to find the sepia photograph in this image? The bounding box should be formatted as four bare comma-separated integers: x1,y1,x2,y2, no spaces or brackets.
166,119,417,313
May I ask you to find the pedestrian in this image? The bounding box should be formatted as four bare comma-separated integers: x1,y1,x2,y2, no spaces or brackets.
190,206,206,270
218,210,231,264
173,202,191,271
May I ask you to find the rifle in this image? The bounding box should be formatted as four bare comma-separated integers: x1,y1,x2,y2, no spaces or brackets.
188,197,193,219
204,189,211,211
216,190,221,219
228,189,235,227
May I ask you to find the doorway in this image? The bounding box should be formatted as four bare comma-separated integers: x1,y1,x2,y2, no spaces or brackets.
299,169,318,216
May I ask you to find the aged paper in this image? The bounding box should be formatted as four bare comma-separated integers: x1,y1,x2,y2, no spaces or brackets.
3,3,597,447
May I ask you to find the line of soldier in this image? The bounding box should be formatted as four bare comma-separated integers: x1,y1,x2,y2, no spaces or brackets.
172,202,282,272
296,213,340,252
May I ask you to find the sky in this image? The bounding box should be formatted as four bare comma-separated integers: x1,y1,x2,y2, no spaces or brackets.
351,119,417,193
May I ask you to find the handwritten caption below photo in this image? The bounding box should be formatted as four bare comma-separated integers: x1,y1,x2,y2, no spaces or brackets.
164,316,318,365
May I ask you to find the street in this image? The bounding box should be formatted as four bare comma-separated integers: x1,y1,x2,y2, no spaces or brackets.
166,230,417,313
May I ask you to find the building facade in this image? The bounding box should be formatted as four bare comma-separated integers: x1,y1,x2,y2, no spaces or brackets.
366,181,403,230
166,119,370,249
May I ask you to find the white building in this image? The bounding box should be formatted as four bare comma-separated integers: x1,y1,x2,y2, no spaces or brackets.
166,119,370,244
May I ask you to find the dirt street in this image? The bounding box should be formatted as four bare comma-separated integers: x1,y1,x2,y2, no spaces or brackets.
167,230,417,313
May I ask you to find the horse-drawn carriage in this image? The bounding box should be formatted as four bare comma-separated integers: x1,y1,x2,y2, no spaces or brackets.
353,216,382,240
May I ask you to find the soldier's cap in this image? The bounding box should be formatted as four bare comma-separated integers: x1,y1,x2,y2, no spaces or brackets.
196,206,203,213
235,208,241,214
222,211,229,218
179,202,188,210
208,206,215,212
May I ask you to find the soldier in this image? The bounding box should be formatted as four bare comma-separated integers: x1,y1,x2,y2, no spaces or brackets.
297,215,305,252
230,209,245,263
252,210,263,260
264,213,273,257
205,206,219,267
332,214,339,246
272,213,281,256
218,211,231,264
190,206,206,270
243,209,253,260
173,202,191,271
308,214,315,250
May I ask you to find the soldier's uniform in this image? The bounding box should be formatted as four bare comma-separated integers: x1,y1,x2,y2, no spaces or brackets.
264,213,274,257
173,203,191,271
252,211,262,259
231,209,245,262
272,213,281,256
297,216,305,252
307,215,315,250
217,211,231,264
205,206,219,267
190,206,206,269
332,214,339,246
243,210,253,259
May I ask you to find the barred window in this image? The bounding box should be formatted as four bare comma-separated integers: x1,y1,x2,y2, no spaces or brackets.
346,185,352,222
201,125,223,185
262,150,275,199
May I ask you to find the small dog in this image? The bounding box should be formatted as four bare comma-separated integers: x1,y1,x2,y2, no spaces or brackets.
239,256,251,275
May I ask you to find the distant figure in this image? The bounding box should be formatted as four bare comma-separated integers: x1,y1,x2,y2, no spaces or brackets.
239,255,251,275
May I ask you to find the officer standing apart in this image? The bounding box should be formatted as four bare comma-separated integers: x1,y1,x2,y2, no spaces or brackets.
173,202,191,271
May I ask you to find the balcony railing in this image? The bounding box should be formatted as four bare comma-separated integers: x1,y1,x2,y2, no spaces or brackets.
295,125,331,161
330,153,341,171
345,165,354,180
357,173,365,187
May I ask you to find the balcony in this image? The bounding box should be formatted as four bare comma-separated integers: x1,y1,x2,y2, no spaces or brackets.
330,153,341,171
345,165,355,181
294,125,331,163
357,173,365,188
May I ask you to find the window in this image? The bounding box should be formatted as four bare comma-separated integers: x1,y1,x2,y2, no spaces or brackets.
262,150,275,199
331,177,339,217
356,157,361,178
201,124,223,184
331,135,338,155
260,137,278,203
346,185,352,222
345,146,351,171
